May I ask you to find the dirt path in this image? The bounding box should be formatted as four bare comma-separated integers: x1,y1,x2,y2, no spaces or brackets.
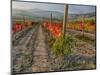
12,26,38,73
65,28,96,56
32,25,50,72
66,29,95,40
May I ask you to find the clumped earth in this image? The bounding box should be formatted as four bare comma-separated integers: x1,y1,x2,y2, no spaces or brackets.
43,26,96,71
12,24,96,74
12,25,38,73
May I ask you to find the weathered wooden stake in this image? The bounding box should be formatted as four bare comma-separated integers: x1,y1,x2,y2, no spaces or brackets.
63,4,68,37
50,13,52,25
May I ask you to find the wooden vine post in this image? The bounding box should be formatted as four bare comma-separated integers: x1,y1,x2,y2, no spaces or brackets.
62,4,68,37
60,4,68,61
50,13,52,25
49,13,52,37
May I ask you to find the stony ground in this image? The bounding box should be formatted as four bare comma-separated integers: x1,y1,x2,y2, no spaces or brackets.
12,24,96,74
12,25,38,73
32,25,51,72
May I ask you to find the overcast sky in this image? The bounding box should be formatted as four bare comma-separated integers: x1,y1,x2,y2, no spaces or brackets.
12,1,96,14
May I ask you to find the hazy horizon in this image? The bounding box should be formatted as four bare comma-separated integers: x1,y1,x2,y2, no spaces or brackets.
12,1,96,14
